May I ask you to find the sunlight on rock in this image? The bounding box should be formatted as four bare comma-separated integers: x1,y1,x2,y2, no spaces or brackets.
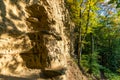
0,0,87,80
0,54,25,75
0,34,32,54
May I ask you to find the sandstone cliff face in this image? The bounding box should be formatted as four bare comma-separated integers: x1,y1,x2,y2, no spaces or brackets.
0,0,87,80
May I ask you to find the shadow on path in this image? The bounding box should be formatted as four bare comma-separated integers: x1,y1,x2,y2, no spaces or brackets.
0,74,31,80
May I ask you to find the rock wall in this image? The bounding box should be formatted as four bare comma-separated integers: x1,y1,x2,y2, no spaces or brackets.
0,0,87,80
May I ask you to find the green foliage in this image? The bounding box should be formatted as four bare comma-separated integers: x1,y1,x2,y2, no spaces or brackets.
98,66,120,80
108,0,120,8
94,13,120,72
81,54,89,71
66,0,80,24
90,52,100,75
81,52,100,78
104,70,120,80
66,0,120,79
108,0,116,4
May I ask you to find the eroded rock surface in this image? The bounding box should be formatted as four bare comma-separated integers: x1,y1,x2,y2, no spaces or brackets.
0,0,87,80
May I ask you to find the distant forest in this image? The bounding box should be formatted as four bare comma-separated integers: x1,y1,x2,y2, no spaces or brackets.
66,0,120,79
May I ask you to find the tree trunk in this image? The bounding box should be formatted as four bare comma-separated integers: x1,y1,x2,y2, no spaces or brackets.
88,33,94,74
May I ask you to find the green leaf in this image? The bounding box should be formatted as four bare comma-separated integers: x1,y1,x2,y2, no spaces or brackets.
108,0,115,4
116,4,120,8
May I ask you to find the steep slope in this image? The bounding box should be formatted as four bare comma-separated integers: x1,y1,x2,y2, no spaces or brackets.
0,0,88,80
